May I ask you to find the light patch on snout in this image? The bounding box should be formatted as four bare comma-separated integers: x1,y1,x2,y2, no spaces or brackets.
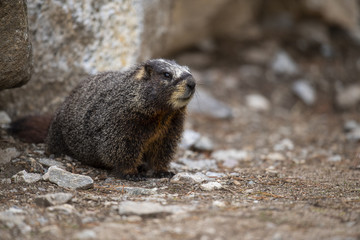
168,81,193,109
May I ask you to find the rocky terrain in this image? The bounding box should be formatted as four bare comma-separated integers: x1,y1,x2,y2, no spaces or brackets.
1,33,360,240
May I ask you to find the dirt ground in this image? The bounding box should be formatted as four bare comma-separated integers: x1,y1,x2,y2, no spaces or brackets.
1,34,360,240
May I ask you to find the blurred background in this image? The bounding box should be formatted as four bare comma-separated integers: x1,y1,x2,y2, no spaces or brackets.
1,0,360,117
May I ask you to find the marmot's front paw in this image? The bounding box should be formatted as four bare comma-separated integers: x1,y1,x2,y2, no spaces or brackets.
152,171,175,179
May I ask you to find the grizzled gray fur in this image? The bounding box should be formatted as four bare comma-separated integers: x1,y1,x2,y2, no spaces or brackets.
46,59,196,180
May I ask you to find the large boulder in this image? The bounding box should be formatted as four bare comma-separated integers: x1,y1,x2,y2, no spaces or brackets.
0,0,32,91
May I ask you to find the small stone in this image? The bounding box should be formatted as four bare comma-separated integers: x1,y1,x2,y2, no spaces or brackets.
170,172,210,184
0,147,20,165
205,171,226,178
47,204,77,215
0,207,31,234
178,158,218,170
0,111,11,125
212,200,226,208
180,129,201,149
188,88,233,119
273,138,294,151
264,153,286,161
247,180,255,185
292,80,316,105
245,94,270,111
74,229,97,240
115,187,157,195
346,128,360,141
271,51,298,75
38,158,65,169
344,120,358,132
11,170,42,183
44,166,94,190
200,182,222,191
212,149,250,162
118,201,170,216
193,136,214,151
35,193,73,207
336,84,360,109
327,155,342,162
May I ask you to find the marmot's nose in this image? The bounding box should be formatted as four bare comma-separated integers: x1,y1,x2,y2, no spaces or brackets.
186,79,196,90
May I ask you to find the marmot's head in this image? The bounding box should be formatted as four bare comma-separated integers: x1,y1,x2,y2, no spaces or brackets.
135,59,196,109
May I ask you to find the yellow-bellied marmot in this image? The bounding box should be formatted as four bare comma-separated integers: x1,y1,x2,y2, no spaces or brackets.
10,59,196,181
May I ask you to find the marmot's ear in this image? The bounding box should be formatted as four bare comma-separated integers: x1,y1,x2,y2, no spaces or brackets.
135,64,152,81
144,63,153,76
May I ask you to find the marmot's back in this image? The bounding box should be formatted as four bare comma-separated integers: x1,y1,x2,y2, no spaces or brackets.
46,59,196,180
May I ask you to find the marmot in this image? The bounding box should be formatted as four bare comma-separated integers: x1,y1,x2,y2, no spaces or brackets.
10,59,196,180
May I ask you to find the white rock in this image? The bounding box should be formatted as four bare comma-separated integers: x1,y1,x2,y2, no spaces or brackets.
271,51,298,75
205,171,226,178
188,88,233,119
118,201,190,216
336,84,360,109
200,182,222,191
292,80,316,105
115,187,157,196
35,193,73,207
74,229,97,240
212,149,250,162
170,172,210,184
327,155,342,162
212,200,226,208
44,166,93,190
180,130,201,149
178,158,218,170
274,138,294,151
264,152,286,161
11,170,42,184
0,147,20,165
38,158,65,169
245,94,271,111
193,136,214,151
0,111,11,125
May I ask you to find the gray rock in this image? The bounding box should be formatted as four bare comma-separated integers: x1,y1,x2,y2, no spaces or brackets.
292,80,316,105
115,187,157,196
171,172,210,184
271,51,298,75
118,201,191,217
47,204,77,215
327,155,342,162
0,111,11,125
200,182,222,191
0,0,32,90
336,84,360,109
193,136,214,151
11,170,42,184
344,120,359,132
0,147,20,165
74,229,97,240
43,166,94,190
188,88,233,119
180,129,214,151
212,149,250,162
205,171,226,178
0,207,31,234
180,130,201,149
273,138,294,151
245,94,270,111
38,158,65,169
35,193,73,207
178,158,218,170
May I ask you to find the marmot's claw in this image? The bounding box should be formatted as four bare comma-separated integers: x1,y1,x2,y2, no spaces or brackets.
152,171,175,179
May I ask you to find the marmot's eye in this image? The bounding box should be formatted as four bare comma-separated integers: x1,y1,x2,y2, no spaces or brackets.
163,72,172,79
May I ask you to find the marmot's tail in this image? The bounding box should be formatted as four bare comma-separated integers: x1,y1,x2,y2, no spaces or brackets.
7,115,53,143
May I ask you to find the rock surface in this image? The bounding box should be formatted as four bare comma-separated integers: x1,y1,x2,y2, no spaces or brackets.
35,193,73,207
0,0,32,91
43,166,94,190
11,170,42,184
